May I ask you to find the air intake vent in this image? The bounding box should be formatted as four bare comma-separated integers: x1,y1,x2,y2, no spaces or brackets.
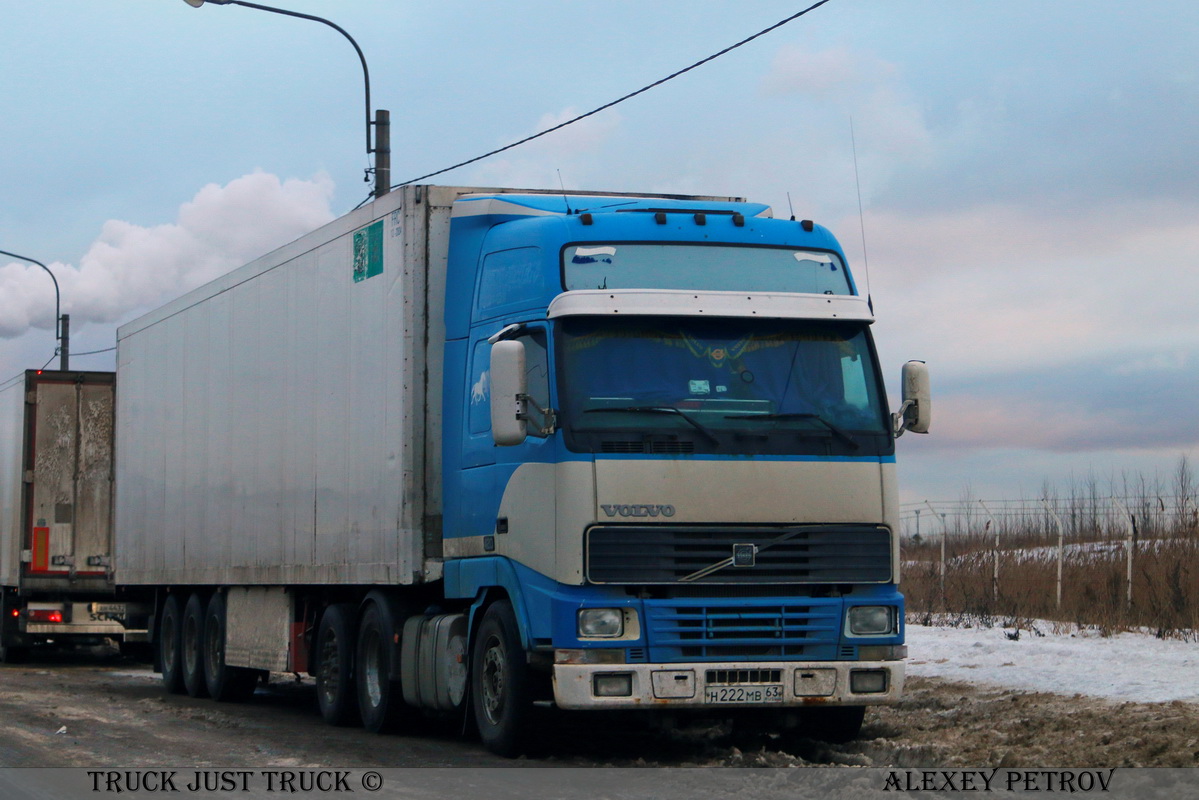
707,669,782,685
601,439,695,454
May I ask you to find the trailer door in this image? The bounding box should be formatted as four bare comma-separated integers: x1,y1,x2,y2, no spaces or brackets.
24,375,114,580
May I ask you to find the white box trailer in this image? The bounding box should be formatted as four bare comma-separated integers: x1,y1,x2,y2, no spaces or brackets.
116,186,444,589
0,370,148,661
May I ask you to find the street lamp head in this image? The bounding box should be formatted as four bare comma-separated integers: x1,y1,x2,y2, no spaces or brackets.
183,0,234,7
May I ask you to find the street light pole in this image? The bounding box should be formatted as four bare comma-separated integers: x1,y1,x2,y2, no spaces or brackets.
0,248,68,371
182,0,390,198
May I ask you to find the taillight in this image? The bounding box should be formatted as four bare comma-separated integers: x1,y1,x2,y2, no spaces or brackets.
28,609,63,623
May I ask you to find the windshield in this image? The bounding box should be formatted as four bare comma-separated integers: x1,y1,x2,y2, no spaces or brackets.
556,316,892,457
562,243,853,295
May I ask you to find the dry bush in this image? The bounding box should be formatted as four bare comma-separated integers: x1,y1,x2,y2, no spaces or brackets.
904,536,1199,638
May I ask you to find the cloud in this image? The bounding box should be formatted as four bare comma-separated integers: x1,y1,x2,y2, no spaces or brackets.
466,106,624,189
760,45,881,99
0,171,334,338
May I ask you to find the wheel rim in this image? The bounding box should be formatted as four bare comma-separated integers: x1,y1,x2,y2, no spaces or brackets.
361,627,383,709
479,633,506,725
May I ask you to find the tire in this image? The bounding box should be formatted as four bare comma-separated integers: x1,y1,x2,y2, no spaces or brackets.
801,705,865,743
119,641,156,664
159,594,186,694
470,600,531,758
181,593,210,698
0,643,29,664
315,603,359,726
355,598,409,733
203,592,258,702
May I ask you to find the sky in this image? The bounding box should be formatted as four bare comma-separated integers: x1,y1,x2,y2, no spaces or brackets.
2,0,1198,508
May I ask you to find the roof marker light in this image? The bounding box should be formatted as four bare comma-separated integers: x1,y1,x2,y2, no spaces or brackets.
732,213,745,227
801,219,814,232
654,212,667,225
694,213,706,226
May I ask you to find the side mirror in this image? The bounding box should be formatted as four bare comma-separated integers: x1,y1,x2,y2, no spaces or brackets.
490,340,528,446
895,360,931,436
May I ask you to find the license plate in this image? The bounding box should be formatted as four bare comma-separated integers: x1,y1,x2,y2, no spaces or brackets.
703,684,784,704
91,603,126,614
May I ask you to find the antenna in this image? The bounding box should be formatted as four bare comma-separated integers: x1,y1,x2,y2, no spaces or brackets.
850,117,872,311
786,192,796,221
557,169,574,215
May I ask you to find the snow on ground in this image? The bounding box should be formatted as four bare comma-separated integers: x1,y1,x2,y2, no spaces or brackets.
905,620,1199,704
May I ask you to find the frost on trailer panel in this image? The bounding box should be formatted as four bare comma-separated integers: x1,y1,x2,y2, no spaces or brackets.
114,188,437,587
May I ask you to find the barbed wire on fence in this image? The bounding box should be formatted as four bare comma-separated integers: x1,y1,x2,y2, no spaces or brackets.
899,491,1199,633
900,493,1199,541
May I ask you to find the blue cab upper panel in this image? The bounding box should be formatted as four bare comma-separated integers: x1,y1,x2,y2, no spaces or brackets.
444,192,856,340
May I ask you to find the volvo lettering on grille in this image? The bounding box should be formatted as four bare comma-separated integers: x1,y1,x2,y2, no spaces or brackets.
600,504,676,518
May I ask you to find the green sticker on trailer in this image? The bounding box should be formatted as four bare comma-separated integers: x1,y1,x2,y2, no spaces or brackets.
352,220,384,282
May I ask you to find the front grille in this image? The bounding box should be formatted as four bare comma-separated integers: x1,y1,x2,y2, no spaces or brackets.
645,598,841,662
586,524,892,584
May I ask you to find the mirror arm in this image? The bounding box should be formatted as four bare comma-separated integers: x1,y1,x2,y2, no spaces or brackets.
517,394,557,436
892,399,915,438
488,323,524,344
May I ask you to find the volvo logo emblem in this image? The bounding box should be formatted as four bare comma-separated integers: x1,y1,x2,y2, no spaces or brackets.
732,543,757,567
600,504,675,518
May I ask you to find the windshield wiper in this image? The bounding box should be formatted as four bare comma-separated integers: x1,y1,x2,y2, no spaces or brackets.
585,406,720,446
723,412,860,450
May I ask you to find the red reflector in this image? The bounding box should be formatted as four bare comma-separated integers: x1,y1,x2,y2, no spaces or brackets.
29,609,63,623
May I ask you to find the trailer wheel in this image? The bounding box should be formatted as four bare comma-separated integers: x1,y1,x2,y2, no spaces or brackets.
202,592,258,702
471,600,530,757
315,603,359,726
0,642,29,664
159,594,186,694
801,705,865,743
355,599,408,733
181,593,210,698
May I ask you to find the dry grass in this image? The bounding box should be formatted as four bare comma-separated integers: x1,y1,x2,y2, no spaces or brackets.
902,465,1199,639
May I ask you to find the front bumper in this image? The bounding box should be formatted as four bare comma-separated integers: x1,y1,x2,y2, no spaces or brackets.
553,659,904,710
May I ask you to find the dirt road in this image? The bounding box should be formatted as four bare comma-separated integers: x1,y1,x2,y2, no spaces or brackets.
1,648,1197,768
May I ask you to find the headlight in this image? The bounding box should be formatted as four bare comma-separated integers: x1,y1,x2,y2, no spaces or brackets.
847,606,894,636
577,608,624,638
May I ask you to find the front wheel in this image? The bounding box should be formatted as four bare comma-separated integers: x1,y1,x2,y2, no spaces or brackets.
470,600,531,758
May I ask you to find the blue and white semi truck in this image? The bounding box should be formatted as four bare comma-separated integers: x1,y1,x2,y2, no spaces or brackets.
113,184,930,756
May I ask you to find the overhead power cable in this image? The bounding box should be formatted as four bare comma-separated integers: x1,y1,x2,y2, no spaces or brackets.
394,0,833,188
71,346,117,357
